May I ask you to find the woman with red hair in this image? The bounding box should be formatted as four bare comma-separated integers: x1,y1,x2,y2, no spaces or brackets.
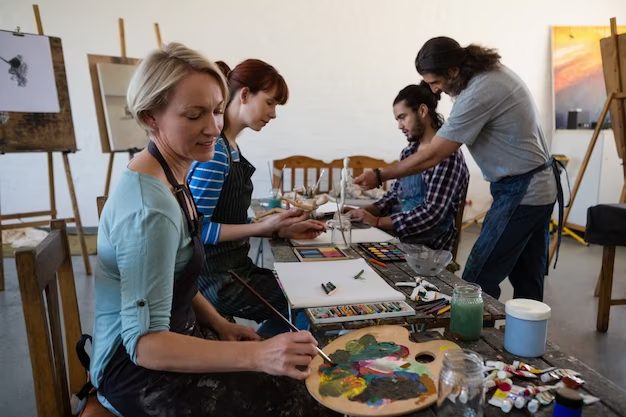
188,59,324,334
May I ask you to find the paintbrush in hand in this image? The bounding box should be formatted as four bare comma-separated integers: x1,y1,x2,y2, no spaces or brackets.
229,270,336,366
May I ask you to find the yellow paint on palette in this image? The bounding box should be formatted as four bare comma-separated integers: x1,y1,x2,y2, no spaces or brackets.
439,345,456,351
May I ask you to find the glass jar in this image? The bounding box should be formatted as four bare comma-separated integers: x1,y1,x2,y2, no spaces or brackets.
267,187,282,209
328,213,351,249
450,284,484,342
437,349,485,417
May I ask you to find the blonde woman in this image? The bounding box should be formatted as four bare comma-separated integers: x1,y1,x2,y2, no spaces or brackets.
88,42,339,417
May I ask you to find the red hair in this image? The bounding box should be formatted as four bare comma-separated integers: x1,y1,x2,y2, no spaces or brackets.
216,59,289,105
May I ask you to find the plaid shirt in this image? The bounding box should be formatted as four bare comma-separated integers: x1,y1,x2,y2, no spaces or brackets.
373,142,469,251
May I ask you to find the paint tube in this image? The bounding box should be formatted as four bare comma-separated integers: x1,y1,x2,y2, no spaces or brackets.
535,391,555,406
527,399,540,413
484,378,503,391
522,382,566,397
540,368,582,383
458,387,468,404
485,360,506,370
580,393,601,405
503,364,537,378
488,382,512,407
518,362,556,374
514,395,527,409
501,398,514,413
485,370,498,381
497,370,513,380
562,375,586,389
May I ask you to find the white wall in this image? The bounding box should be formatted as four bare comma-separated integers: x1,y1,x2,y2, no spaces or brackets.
1,0,625,227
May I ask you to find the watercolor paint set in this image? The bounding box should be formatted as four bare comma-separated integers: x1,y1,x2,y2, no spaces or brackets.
293,246,349,262
359,242,406,262
306,300,415,324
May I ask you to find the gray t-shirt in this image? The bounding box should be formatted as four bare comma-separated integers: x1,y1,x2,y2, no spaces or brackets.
437,65,557,205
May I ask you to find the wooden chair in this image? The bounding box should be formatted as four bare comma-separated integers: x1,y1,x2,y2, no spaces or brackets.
96,196,107,219
273,155,396,195
16,219,114,417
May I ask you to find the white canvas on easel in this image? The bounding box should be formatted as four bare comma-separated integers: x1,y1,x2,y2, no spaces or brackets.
274,258,406,308
0,31,59,113
290,227,396,246
96,62,148,151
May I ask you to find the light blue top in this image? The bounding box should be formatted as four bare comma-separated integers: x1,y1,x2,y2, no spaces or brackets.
90,168,193,415
437,64,556,205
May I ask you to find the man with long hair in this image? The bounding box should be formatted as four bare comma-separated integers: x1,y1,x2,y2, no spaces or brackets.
348,82,469,252
355,37,563,302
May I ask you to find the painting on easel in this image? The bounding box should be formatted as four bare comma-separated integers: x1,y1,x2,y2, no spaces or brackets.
0,30,59,113
88,54,144,153
96,62,147,151
552,26,626,130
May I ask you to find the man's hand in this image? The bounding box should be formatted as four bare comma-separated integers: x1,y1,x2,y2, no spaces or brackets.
214,321,261,341
279,219,327,239
348,208,377,226
353,170,379,190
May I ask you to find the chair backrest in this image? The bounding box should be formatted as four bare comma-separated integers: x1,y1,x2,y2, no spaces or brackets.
96,196,107,219
273,155,396,194
451,182,469,261
16,220,84,417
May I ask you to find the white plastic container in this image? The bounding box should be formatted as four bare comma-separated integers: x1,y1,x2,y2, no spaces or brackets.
504,299,551,357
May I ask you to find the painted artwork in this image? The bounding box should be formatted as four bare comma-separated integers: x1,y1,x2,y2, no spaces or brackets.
318,334,435,407
96,62,148,151
553,26,626,129
0,31,60,113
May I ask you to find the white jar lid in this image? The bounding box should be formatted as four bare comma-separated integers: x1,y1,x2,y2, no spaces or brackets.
505,299,551,321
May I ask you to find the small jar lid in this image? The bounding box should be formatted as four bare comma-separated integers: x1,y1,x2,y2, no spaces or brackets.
505,298,551,321
554,388,584,409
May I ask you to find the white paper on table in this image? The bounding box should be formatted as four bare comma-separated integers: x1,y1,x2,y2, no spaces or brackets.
290,227,395,246
315,201,358,215
0,32,59,113
274,258,406,308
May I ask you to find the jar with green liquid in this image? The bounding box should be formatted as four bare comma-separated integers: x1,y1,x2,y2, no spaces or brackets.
450,284,483,342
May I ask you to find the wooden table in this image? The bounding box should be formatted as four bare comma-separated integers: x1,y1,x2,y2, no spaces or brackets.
315,328,626,417
266,238,626,416
268,238,506,332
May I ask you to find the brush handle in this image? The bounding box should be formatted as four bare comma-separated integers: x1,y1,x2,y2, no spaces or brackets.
229,270,334,364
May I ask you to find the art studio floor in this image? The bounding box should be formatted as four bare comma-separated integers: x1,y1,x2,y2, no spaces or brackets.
1,226,625,417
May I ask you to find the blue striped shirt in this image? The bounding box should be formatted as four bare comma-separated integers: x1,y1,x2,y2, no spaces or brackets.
187,136,240,245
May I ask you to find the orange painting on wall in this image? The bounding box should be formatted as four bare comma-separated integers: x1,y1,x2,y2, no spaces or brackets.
552,26,626,129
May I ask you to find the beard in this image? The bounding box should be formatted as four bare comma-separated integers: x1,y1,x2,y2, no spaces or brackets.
407,119,426,143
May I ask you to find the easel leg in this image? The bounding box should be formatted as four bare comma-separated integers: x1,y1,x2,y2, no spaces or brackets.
597,246,615,332
105,153,115,196
63,153,92,276
0,221,4,291
48,152,57,219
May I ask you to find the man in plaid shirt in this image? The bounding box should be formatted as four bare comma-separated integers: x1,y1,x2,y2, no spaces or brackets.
348,82,469,252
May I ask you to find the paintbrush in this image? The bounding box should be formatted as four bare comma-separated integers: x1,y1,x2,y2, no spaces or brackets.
229,270,336,366
313,169,326,195
275,164,286,198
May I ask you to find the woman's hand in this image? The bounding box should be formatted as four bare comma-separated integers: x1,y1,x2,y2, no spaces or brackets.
262,208,309,234
347,208,376,225
254,331,319,380
214,321,261,341
278,219,327,239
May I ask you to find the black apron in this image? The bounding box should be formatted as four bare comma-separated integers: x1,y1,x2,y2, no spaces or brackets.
96,141,207,413
462,158,565,283
202,136,256,270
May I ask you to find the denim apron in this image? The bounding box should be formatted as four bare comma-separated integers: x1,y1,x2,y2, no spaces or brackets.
462,158,564,283
396,172,456,246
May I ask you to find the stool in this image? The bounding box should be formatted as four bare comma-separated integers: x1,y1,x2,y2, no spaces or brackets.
584,204,626,332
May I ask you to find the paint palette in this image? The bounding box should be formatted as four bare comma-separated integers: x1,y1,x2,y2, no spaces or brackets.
306,301,415,324
359,242,406,262
306,325,460,416
293,246,349,262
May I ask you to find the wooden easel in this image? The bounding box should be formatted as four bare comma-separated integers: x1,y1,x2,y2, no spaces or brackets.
102,21,163,195
548,17,626,265
0,5,91,291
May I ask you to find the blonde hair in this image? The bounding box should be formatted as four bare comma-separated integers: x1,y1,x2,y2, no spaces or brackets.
127,42,228,132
